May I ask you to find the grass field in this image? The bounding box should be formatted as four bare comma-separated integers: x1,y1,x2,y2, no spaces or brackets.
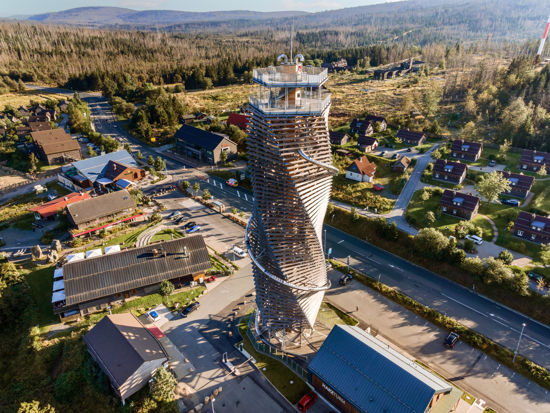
23,264,59,325
406,189,494,241
0,89,67,110
150,228,184,244
529,181,550,214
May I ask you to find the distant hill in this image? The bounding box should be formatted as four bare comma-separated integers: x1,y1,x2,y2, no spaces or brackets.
25,6,308,26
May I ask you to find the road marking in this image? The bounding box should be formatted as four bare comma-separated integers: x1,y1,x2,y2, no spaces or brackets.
237,191,240,198
443,293,550,350
337,240,345,244
244,194,248,201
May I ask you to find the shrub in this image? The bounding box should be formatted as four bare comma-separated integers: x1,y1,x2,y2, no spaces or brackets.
497,249,514,265
150,367,177,402
413,228,449,258
484,257,514,285
461,256,484,276
463,238,476,252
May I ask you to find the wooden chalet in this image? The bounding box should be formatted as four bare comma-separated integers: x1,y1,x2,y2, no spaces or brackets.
396,129,426,146
451,140,482,161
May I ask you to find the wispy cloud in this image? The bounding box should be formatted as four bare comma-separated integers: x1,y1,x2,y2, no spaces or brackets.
279,0,344,12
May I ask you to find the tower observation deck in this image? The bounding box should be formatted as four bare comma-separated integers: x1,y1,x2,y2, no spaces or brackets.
246,54,337,344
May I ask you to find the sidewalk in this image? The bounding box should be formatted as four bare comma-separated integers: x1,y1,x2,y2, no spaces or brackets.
324,269,550,413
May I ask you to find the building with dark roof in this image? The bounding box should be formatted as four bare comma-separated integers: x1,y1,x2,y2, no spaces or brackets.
174,124,237,165
513,211,550,244
499,171,534,199
227,112,249,130
28,120,52,132
357,136,378,153
346,156,376,182
350,118,374,136
30,192,90,220
54,236,211,318
520,149,550,174
396,129,426,146
393,155,411,173
329,131,350,146
31,128,81,165
450,140,483,162
308,325,460,413
66,189,135,230
439,189,479,220
364,115,387,131
432,159,467,184
84,313,168,404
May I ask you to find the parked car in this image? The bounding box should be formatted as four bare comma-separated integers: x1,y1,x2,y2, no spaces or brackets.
175,216,187,224
168,211,181,220
181,302,200,318
372,184,385,192
232,246,247,258
186,225,201,234
391,153,398,159
465,234,483,245
184,221,196,229
206,275,216,283
147,310,160,321
528,272,544,284
406,147,412,152
488,160,496,167
501,198,520,207
226,178,238,187
339,274,353,286
444,332,459,349
379,151,386,157
297,392,317,412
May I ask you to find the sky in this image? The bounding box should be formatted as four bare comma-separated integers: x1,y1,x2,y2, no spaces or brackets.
0,0,388,17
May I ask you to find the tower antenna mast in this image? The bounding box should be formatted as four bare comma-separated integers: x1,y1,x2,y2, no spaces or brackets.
290,22,294,62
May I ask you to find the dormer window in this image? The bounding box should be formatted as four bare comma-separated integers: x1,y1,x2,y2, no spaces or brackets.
444,165,453,172
452,197,463,206
532,221,545,231
461,145,470,151
534,155,544,163
509,178,518,186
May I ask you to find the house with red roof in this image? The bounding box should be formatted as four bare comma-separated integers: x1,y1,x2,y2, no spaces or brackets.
30,192,90,220
346,156,377,182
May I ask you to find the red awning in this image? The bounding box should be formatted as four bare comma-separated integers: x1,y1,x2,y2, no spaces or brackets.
72,213,144,238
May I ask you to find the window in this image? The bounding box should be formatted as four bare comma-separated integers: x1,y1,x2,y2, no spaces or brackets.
453,209,457,214
442,206,447,212
531,234,536,240
517,230,523,236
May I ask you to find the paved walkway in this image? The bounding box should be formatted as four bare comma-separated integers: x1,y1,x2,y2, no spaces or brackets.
135,222,165,247
478,214,498,242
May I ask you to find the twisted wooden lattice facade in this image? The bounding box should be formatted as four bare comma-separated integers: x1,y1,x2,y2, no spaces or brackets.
246,57,337,337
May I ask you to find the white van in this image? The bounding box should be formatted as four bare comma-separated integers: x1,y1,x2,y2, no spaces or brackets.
232,246,247,258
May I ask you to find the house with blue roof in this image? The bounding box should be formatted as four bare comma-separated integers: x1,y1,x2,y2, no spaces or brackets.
308,325,461,413
174,124,237,165
58,150,145,192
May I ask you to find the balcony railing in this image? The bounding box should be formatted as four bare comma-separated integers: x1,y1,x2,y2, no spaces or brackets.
249,93,331,115
252,66,328,87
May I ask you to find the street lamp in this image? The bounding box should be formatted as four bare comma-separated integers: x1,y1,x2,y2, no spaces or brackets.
211,397,215,413
512,322,527,363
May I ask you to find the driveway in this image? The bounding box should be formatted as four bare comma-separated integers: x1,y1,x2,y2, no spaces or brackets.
324,269,550,413
160,264,296,413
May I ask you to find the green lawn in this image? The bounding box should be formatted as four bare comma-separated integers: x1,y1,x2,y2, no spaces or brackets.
319,302,359,327
529,181,550,214
479,202,542,258
238,315,309,405
23,264,58,325
150,228,184,244
406,189,494,241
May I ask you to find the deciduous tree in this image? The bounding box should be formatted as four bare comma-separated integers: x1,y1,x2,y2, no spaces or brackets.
475,171,511,202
